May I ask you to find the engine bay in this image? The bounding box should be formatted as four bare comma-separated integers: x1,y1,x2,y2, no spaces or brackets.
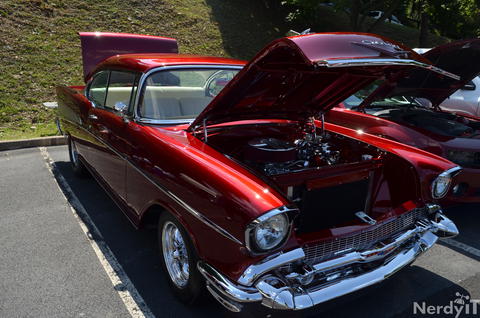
244,132,376,176
207,120,379,177
205,120,418,233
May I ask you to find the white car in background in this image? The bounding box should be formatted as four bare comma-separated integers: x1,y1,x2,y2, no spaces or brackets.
415,48,480,118
440,76,480,118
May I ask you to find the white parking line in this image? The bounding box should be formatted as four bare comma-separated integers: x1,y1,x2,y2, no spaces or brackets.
39,147,155,318
442,238,480,259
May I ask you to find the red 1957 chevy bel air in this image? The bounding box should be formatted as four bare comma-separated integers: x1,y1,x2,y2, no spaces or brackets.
57,32,460,312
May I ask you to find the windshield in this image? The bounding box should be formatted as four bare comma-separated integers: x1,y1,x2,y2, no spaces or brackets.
138,68,240,122
342,80,422,110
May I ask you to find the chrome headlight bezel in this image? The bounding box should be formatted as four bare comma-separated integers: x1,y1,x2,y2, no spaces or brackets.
245,206,296,255
431,166,462,199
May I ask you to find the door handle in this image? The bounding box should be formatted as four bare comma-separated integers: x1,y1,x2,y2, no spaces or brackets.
88,114,98,120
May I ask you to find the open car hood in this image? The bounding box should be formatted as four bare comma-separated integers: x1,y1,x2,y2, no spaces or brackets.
189,33,459,130
362,39,480,107
79,32,178,82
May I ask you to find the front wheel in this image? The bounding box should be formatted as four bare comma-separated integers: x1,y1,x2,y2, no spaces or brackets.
158,213,203,305
68,136,88,177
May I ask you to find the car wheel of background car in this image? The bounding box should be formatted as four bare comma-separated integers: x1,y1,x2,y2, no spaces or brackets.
158,213,203,305
68,136,88,177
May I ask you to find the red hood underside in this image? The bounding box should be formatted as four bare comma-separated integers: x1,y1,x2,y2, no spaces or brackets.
189,33,458,130
364,38,480,107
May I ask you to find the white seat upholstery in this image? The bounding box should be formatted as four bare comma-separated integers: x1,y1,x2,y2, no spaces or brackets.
145,86,205,98
140,86,209,119
105,87,132,108
180,97,212,117
91,86,212,119
141,96,183,119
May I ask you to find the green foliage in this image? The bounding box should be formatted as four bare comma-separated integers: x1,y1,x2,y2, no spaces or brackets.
280,0,480,39
425,0,480,38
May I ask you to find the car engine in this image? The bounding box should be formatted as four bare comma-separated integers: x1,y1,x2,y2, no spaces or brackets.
244,131,374,176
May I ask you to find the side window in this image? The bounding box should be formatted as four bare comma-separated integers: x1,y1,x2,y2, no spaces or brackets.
88,71,109,107
105,71,138,111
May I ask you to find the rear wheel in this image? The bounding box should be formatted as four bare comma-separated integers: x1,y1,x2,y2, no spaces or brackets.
158,213,203,304
68,136,87,177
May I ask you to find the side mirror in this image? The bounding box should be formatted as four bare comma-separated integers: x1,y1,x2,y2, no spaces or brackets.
114,101,128,114
461,81,476,91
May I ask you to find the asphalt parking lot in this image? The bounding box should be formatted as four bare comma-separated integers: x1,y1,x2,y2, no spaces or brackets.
1,145,480,318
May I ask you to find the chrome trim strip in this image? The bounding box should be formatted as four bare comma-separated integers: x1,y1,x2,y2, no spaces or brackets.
317,58,461,81
237,248,305,286
75,123,243,245
133,65,244,125
439,166,462,177
136,118,195,125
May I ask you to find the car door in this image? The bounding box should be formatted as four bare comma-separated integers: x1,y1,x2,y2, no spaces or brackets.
76,71,109,167
86,70,139,204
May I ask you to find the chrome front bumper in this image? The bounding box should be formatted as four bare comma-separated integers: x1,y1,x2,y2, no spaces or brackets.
197,211,458,312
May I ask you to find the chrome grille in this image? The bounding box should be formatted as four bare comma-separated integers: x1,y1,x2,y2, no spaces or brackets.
303,208,427,265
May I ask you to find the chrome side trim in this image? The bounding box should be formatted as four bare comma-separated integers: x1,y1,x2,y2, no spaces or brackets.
75,124,242,245
237,248,305,286
317,58,461,81
136,118,195,125
132,65,244,125
439,166,462,178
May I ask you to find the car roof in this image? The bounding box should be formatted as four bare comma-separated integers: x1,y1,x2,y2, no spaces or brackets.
91,53,247,75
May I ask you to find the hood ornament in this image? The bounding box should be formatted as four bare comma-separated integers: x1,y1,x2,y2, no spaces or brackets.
352,40,409,58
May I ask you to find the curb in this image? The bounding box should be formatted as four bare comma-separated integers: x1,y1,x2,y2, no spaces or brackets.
0,136,66,151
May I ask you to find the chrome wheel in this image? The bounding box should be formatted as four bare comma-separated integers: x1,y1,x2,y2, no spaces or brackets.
162,221,190,288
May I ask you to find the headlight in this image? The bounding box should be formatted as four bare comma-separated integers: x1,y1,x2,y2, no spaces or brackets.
245,207,292,253
431,167,462,199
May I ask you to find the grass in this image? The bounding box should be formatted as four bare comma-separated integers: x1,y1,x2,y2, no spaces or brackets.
0,1,449,140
